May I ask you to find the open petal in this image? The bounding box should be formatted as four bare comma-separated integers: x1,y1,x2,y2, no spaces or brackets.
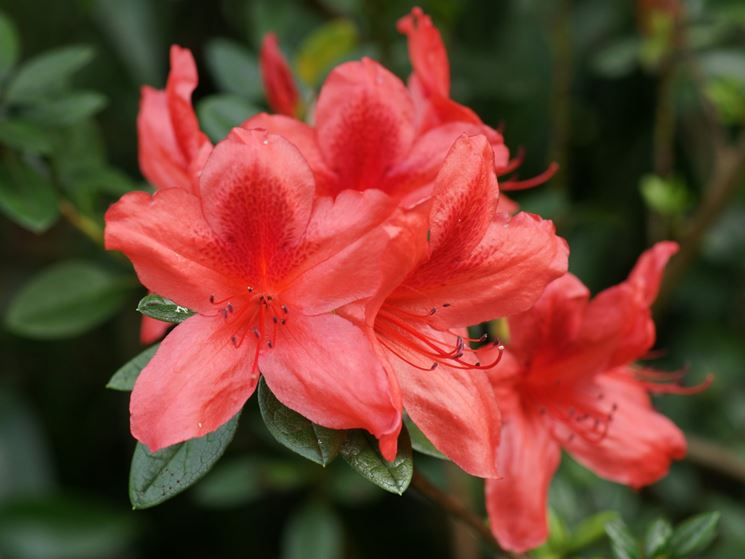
140,315,170,345
401,212,569,328
104,189,239,313
564,369,686,488
260,33,300,117
628,241,678,305
166,45,208,162
486,399,561,553
315,58,415,194
200,129,315,284
260,312,402,460
397,7,450,98
391,339,502,478
130,314,257,451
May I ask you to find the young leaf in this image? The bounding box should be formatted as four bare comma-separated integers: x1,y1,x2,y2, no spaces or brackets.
197,94,259,142
258,378,345,466
340,428,413,495
669,511,720,558
129,412,241,509
136,294,194,324
204,39,262,100
404,416,446,460
281,501,344,559
0,12,19,79
5,45,95,103
5,260,129,339
0,157,58,233
605,518,640,559
645,518,673,558
106,344,160,391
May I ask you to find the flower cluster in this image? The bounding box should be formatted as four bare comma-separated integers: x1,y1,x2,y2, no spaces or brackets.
104,7,705,552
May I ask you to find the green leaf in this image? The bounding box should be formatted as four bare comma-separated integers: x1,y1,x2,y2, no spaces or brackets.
645,518,673,558
669,512,720,558
0,12,20,79
640,174,691,217
592,37,639,79
568,511,619,553
546,507,569,551
197,94,259,142
404,416,446,460
0,157,58,233
340,427,412,495
5,260,129,339
258,378,345,466
0,120,53,154
106,344,160,391
605,518,640,559
20,91,107,126
136,294,194,324
129,412,241,509
204,39,262,99
5,45,95,103
281,500,343,559
296,19,358,87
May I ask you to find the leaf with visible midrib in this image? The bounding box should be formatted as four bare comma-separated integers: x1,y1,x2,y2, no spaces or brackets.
136,294,194,324
340,428,413,495
106,344,159,391
258,378,345,466
129,412,240,509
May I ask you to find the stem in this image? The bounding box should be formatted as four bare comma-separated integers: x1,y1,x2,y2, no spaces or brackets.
548,0,572,192
686,435,745,484
410,470,520,558
59,199,104,246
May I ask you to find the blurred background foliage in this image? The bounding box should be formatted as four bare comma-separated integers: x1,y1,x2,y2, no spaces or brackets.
0,0,744,557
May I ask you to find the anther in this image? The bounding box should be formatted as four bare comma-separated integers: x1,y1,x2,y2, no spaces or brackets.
272,316,278,324
281,319,286,325
281,305,289,314
253,328,260,338
226,303,234,313
442,303,451,307
267,340,273,348
247,287,254,293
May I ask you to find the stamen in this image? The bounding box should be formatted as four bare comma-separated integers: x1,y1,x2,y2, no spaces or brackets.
500,162,559,191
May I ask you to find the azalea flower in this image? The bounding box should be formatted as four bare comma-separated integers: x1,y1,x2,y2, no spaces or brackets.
339,134,568,477
481,242,710,552
260,33,301,118
136,45,212,344
106,128,417,459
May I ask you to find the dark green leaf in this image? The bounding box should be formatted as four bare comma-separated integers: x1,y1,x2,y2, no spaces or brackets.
605,518,640,559
0,157,58,233
137,294,194,324
669,512,720,558
645,518,673,558
21,91,107,126
129,412,241,509
5,260,129,339
0,12,19,79
106,344,160,391
204,39,262,99
197,94,259,142
258,378,345,466
404,416,446,460
281,501,343,559
0,120,53,154
5,45,95,103
340,427,412,495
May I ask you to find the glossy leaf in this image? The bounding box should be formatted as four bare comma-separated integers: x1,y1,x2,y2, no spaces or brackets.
106,344,160,392
197,94,259,142
606,518,640,559
0,157,58,233
281,500,343,559
136,294,194,324
204,38,262,99
404,416,446,460
5,260,129,339
669,511,720,558
340,428,412,495
0,12,19,79
645,518,673,558
129,412,241,509
5,45,95,103
258,378,345,466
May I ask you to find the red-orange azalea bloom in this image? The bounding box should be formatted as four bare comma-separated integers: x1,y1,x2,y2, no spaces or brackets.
105,128,412,458
260,33,301,118
481,242,709,552
341,134,568,478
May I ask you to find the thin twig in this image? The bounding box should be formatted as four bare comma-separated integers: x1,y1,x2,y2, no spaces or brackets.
410,470,520,558
686,435,745,484
59,199,104,246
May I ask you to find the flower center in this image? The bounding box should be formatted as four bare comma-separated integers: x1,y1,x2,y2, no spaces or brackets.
373,302,503,371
